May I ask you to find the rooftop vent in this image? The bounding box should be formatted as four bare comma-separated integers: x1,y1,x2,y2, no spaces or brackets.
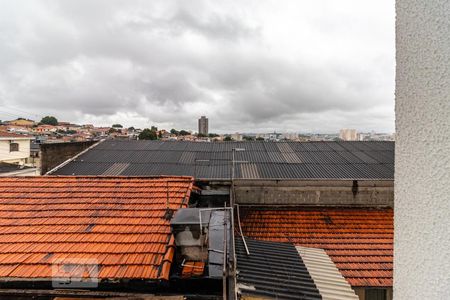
171,208,231,279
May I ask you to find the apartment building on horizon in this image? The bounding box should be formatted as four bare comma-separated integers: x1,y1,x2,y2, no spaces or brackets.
340,128,358,141
198,115,208,135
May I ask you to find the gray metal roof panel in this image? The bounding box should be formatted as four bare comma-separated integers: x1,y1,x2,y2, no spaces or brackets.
369,164,394,179
352,164,386,178
52,140,394,179
102,162,130,175
351,151,379,164
336,151,364,164
313,142,335,151
54,162,113,175
365,151,395,164
178,151,196,164
262,142,280,152
236,238,322,300
309,152,336,164
321,151,349,164
240,163,260,179
277,142,295,153
321,164,363,179
325,142,347,151
302,143,320,152
282,151,304,163
297,152,320,163
267,151,286,163
305,164,332,179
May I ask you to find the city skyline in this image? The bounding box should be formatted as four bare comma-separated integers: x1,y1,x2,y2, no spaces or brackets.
0,115,395,136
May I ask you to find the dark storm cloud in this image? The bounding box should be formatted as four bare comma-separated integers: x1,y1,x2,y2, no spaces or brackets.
0,0,394,132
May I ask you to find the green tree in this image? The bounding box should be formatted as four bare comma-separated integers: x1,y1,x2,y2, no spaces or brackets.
139,128,158,140
224,136,233,141
179,130,190,136
256,137,265,141
112,124,123,128
208,133,219,138
197,133,207,138
170,128,179,135
243,136,255,141
151,126,158,132
40,116,58,126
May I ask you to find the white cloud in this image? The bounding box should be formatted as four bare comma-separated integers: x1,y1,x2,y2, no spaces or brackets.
0,0,395,133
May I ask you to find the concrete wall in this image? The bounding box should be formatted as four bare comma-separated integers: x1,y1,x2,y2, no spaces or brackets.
234,180,393,207
0,139,30,164
40,141,96,175
395,0,450,299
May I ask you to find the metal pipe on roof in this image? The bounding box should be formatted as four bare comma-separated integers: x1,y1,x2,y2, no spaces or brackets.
236,204,250,256
222,203,228,300
229,193,238,300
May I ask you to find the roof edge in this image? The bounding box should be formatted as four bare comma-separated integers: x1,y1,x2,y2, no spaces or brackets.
10,175,194,181
45,139,105,175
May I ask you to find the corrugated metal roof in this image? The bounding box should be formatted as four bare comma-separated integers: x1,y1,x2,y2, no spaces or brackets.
297,246,359,300
51,140,394,180
239,207,394,287
236,238,322,300
102,163,130,175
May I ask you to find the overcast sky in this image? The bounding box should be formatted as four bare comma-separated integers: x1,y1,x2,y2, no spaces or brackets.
0,0,394,133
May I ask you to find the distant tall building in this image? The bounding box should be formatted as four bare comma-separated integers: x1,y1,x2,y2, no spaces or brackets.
198,116,208,136
231,133,243,141
339,129,358,141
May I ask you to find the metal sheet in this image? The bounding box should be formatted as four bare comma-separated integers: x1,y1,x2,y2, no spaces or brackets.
208,210,231,278
102,163,130,175
52,140,394,180
297,246,359,300
236,238,322,300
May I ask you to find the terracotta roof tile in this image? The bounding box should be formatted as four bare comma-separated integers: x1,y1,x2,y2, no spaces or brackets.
181,261,205,278
239,207,393,287
0,131,32,138
0,176,193,281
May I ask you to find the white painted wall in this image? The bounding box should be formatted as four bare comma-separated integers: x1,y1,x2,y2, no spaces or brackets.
0,139,31,163
395,0,450,299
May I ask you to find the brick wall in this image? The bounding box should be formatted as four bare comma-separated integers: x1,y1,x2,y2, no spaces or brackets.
40,141,97,175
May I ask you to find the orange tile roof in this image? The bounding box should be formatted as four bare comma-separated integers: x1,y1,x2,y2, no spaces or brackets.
0,176,193,281
0,131,32,138
181,261,205,278
239,207,393,287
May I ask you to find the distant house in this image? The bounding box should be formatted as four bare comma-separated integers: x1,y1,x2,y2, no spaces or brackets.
3,125,31,135
33,124,58,134
90,127,110,136
3,118,35,127
0,131,32,165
